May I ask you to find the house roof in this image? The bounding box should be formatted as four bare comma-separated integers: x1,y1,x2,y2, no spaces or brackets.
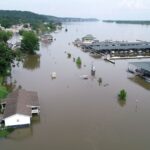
3,89,39,119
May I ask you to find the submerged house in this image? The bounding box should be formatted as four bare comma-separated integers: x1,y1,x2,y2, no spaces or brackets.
82,34,95,44
2,89,40,127
128,61,150,82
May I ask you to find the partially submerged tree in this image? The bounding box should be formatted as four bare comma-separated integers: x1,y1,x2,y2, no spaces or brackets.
0,30,13,43
0,43,16,76
76,57,82,68
67,53,71,58
118,89,127,100
21,31,39,54
76,57,82,65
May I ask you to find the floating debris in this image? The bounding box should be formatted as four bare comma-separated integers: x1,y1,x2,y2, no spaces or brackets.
91,64,96,76
80,75,88,80
51,72,56,79
104,83,109,87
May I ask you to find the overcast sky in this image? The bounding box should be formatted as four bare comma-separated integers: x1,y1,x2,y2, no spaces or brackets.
0,0,150,20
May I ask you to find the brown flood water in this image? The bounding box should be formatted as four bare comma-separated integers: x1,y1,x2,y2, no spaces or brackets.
1,22,150,150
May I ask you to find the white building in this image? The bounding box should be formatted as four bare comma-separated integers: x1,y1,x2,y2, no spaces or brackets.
3,89,40,127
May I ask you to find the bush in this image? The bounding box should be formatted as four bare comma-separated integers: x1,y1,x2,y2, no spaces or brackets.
67,53,71,58
76,57,82,66
0,127,14,137
19,30,25,36
0,86,8,99
118,89,127,100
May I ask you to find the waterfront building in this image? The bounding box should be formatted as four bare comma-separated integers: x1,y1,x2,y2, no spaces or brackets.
2,89,40,127
82,40,150,53
128,61,150,82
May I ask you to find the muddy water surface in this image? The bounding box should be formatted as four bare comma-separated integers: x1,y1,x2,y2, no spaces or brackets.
1,22,150,150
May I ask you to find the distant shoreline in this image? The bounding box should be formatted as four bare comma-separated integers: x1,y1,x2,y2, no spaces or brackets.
103,20,150,25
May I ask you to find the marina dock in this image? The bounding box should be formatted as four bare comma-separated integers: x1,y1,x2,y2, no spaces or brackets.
74,36,150,60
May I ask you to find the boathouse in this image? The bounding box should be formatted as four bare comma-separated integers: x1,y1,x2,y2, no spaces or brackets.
2,89,40,127
83,40,150,53
128,61,150,82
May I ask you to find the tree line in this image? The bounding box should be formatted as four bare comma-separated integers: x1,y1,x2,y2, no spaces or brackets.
0,30,39,76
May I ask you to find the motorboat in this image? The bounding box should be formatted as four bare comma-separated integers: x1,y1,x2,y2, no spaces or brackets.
80,75,88,79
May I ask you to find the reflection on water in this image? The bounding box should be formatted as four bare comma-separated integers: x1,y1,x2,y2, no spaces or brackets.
7,116,40,141
23,54,41,70
7,127,33,141
117,98,127,107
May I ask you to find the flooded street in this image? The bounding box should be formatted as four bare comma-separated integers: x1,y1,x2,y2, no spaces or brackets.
1,22,150,150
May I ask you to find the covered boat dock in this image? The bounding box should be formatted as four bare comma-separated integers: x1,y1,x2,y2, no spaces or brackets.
128,61,150,82
81,40,150,54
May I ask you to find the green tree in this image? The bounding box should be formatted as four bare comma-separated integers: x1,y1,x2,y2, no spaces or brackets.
118,89,127,100
0,30,13,43
0,43,16,76
19,30,26,36
76,57,82,69
76,57,82,66
21,31,39,54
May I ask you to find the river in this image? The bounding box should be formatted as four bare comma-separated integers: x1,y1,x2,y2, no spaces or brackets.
1,22,150,150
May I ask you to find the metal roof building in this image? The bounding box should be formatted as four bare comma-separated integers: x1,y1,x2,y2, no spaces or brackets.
128,61,150,82
84,41,150,52
129,62,150,73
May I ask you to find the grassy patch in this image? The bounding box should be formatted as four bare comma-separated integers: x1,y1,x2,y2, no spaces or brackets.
0,86,8,100
0,127,14,137
0,76,8,100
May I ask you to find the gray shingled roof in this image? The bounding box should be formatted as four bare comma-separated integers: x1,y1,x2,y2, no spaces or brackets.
3,89,39,119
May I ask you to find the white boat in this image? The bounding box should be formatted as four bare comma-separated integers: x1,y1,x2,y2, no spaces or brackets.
51,72,56,78
80,75,88,79
91,65,96,72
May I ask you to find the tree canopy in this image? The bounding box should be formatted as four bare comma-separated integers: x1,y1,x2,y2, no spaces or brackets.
0,43,16,76
0,30,13,43
118,89,127,100
21,31,39,54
